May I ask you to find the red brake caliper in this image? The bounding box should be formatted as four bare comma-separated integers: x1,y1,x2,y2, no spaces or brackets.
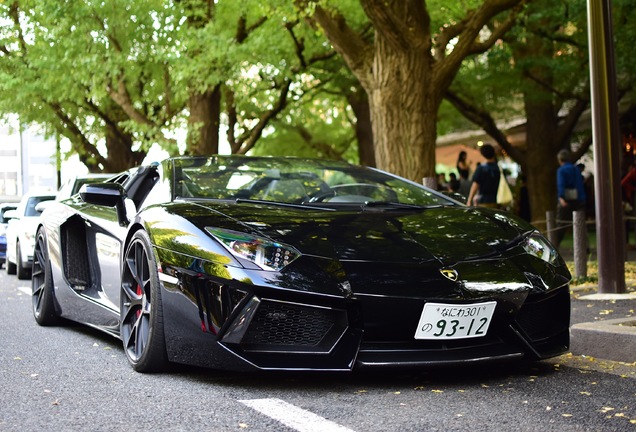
136,284,142,319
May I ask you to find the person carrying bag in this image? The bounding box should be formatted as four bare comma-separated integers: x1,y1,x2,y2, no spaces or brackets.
497,167,513,206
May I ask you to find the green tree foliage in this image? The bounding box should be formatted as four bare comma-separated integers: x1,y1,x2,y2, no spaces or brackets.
0,0,370,171
295,0,527,182
446,0,636,224
0,0,187,171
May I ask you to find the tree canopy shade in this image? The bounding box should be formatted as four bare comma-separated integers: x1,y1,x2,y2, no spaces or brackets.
0,0,373,171
0,0,187,172
294,0,528,182
3,0,634,207
445,0,636,224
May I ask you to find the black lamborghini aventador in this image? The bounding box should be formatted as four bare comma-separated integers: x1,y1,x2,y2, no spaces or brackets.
32,156,571,372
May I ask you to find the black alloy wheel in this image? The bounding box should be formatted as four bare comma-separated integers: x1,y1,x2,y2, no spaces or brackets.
120,230,168,372
32,228,61,326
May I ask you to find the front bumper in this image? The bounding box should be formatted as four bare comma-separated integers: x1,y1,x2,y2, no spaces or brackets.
159,263,570,371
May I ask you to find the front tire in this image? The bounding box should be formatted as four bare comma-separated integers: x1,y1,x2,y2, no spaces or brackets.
120,230,169,373
6,251,16,275
32,228,61,326
16,242,31,280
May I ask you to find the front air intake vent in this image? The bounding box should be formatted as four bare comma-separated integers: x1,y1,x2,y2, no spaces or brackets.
241,300,347,353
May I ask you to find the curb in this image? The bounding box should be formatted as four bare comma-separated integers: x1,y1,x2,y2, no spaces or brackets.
570,317,636,363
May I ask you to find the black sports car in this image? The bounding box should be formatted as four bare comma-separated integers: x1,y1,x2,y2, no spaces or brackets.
33,156,571,372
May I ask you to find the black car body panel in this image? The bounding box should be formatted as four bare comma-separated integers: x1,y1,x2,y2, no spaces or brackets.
35,156,571,372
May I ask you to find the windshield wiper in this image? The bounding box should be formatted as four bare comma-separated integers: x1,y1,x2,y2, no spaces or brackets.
361,201,437,211
234,198,335,211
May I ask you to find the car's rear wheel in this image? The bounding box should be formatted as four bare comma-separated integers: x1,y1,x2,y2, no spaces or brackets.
16,242,31,280
32,228,61,326
120,230,168,373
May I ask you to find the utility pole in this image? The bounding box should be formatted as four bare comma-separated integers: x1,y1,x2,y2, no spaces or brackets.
56,132,62,190
587,0,626,293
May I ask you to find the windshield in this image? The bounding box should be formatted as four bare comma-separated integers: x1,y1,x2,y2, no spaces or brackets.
171,156,454,207
25,196,55,216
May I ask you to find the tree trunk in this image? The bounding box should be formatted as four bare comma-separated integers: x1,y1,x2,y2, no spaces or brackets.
187,84,221,155
370,36,437,182
103,123,145,173
347,92,375,167
512,11,560,229
524,97,559,229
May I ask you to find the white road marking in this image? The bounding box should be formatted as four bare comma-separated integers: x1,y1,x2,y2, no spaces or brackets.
18,286,30,295
239,398,356,432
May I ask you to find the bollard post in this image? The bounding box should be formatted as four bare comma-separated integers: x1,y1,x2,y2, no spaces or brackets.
546,210,557,246
422,177,437,190
573,210,587,278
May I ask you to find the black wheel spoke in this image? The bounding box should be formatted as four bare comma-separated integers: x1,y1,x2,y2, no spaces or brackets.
31,229,61,326
33,288,43,312
120,232,168,372
122,238,153,363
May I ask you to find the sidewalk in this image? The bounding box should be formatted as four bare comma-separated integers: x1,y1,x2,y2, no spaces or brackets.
569,281,636,364
551,243,636,364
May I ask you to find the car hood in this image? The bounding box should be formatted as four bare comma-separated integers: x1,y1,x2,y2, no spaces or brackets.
183,201,532,265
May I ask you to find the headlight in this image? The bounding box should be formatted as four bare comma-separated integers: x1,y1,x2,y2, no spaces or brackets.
24,230,35,244
523,232,558,265
205,227,301,271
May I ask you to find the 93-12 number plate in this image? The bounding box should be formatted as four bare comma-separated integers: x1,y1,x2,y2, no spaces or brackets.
414,301,497,340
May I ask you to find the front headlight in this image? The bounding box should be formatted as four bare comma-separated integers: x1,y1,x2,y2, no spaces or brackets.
205,227,301,271
24,229,36,246
523,232,558,265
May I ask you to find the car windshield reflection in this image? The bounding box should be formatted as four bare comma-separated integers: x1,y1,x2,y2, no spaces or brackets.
172,156,454,207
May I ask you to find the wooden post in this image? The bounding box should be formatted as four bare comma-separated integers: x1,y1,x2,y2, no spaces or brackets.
587,0,626,293
546,210,557,246
573,210,588,278
423,177,437,190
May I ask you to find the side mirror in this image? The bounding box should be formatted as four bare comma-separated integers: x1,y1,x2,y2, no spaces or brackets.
35,200,53,213
79,183,129,226
4,209,19,220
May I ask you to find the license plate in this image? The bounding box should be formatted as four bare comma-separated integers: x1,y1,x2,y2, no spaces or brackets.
414,301,497,340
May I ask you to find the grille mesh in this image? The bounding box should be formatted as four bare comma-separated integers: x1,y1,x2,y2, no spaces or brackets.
243,301,336,346
63,225,91,287
515,288,570,341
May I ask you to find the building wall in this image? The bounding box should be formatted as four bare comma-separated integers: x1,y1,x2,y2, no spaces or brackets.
0,118,57,202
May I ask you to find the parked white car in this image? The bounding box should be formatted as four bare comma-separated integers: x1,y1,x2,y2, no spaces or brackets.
57,173,113,201
5,192,56,279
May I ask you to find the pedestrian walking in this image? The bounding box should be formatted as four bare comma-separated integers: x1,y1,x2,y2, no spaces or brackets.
466,143,500,208
555,149,586,248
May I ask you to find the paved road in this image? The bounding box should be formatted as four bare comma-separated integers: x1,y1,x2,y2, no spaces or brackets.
1,269,635,432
